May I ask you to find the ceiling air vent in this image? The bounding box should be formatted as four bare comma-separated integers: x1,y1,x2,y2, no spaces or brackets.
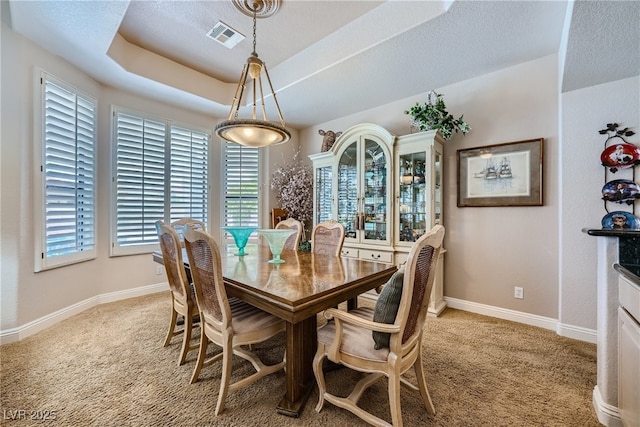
207,21,245,49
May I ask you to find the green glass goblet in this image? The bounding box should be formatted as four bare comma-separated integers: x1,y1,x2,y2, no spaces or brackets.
258,229,297,263
221,226,258,256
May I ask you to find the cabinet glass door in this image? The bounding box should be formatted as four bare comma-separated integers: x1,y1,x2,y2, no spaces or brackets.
398,152,428,242
315,165,332,224
362,138,388,242
337,142,358,238
434,151,442,224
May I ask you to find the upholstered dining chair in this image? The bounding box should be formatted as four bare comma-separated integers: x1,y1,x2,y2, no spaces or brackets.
275,217,303,251
183,225,286,416
312,224,445,427
170,218,206,247
155,221,200,366
311,219,345,256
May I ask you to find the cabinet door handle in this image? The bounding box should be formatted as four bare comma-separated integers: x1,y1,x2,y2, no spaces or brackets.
371,253,380,259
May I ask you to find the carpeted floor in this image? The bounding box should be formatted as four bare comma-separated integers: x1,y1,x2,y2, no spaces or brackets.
0,292,600,426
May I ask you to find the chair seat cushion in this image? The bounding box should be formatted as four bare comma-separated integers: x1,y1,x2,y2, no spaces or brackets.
372,268,404,349
317,307,390,361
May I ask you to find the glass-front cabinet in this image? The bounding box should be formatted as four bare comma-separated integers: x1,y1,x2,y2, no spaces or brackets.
310,124,446,315
337,137,391,246
394,130,444,248
314,164,333,224
310,123,394,253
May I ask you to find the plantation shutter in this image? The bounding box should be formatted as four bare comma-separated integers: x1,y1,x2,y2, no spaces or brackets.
114,112,166,249
41,79,96,266
170,126,209,224
223,142,260,227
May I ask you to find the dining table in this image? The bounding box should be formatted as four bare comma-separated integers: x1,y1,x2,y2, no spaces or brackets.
153,242,396,417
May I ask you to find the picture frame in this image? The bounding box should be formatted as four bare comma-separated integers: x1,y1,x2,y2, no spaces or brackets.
457,138,543,207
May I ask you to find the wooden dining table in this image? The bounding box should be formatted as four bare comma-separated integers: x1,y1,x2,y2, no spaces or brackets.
153,243,396,417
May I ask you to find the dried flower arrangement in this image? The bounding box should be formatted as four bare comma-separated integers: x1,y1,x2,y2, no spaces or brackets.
271,151,313,250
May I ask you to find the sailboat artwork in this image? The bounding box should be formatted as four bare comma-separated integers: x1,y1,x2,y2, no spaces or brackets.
473,157,512,180
466,151,530,198
458,138,543,207
498,158,513,178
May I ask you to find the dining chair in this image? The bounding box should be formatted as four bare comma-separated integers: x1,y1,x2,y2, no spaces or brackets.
271,208,288,228
312,224,445,427
155,221,200,366
275,217,303,251
170,218,205,324
170,218,206,247
311,219,345,256
183,225,286,416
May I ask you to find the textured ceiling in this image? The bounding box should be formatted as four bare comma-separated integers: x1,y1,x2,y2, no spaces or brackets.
6,0,640,129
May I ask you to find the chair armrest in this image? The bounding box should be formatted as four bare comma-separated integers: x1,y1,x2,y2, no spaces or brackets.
324,308,400,333
323,308,400,361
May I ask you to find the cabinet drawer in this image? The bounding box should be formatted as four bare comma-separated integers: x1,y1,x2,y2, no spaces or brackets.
340,248,359,258
360,250,393,263
620,275,640,323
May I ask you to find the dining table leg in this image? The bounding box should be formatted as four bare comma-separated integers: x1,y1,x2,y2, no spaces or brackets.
276,315,318,417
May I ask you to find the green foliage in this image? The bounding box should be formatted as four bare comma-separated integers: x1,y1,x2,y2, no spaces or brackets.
298,240,311,252
404,92,470,140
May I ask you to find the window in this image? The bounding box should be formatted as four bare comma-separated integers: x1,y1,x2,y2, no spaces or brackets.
112,109,209,256
169,126,209,223
222,142,260,230
35,72,97,271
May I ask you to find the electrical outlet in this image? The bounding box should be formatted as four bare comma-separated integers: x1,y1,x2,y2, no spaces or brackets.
155,265,163,275
514,286,524,299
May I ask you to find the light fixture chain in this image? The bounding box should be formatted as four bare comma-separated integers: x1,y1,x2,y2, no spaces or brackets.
252,9,257,55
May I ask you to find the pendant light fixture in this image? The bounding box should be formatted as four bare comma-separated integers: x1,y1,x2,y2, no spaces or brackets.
215,0,290,147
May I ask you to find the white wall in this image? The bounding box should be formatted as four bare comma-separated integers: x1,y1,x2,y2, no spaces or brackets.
560,76,640,331
0,23,297,337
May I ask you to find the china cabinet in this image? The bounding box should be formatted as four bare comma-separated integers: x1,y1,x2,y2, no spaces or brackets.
393,130,446,315
310,123,446,315
310,124,394,257
394,131,444,247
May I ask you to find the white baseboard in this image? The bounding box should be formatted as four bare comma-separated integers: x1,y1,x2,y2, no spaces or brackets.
593,385,623,427
0,282,167,345
557,321,597,344
444,296,597,344
3,288,597,346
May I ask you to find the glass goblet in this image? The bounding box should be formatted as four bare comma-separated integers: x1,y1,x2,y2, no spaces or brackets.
221,226,258,256
258,229,297,263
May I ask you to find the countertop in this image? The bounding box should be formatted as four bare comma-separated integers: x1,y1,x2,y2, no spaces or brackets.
583,228,640,238
615,263,640,286
583,228,640,283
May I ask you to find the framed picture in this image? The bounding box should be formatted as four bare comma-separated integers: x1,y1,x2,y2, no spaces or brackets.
457,138,543,207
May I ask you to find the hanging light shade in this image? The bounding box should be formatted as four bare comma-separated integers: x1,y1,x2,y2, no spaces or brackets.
215,0,290,147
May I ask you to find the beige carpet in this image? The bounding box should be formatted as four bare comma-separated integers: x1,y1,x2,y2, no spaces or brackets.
1,292,600,426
